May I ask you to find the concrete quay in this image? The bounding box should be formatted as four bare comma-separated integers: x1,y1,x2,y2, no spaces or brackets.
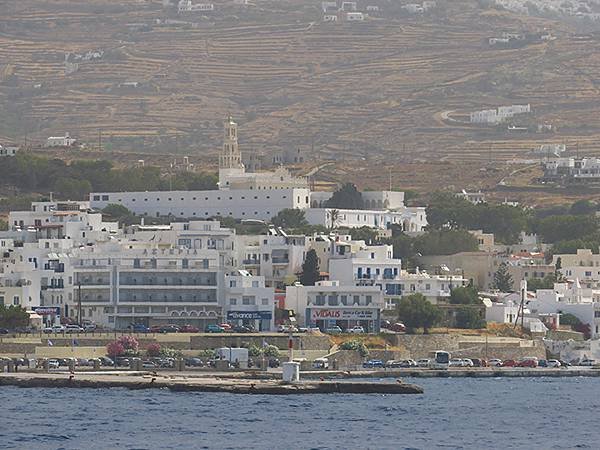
0,372,424,395
300,367,600,379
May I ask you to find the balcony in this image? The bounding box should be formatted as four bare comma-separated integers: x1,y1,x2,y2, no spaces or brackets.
243,259,260,265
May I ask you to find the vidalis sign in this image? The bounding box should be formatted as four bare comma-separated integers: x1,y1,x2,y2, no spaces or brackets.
310,309,375,321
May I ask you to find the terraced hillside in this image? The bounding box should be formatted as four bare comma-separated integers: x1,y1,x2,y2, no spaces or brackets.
2,0,600,196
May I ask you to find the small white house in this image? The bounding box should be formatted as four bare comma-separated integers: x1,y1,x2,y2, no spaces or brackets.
46,133,76,148
0,145,17,157
346,12,364,21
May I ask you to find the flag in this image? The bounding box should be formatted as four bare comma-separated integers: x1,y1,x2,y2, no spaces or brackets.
47,340,53,347
72,338,79,347
262,339,268,348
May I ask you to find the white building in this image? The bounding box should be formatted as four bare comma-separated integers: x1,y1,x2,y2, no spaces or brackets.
46,132,76,147
456,189,486,204
305,207,427,231
286,280,383,332
0,145,17,157
224,270,274,331
553,249,600,288
470,104,530,125
345,12,365,21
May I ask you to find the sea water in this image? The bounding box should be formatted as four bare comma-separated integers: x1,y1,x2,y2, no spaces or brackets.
1,377,598,449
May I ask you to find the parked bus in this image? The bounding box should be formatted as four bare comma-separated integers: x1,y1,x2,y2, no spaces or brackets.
429,350,450,370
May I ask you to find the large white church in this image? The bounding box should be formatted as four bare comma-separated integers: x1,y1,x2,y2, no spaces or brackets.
90,117,427,231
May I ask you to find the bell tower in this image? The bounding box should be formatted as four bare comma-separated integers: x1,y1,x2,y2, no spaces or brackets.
219,115,242,169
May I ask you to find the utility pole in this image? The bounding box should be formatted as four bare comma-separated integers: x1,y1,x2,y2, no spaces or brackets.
98,129,102,152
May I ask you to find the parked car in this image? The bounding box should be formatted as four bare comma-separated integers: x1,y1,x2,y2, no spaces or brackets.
347,325,365,334
385,360,405,368
0,328,9,334
185,357,204,367
160,325,180,333
488,359,503,367
363,359,384,369
130,324,149,333
471,358,487,367
547,359,561,368
96,356,112,366
516,358,538,368
232,325,253,333
48,359,60,369
76,358,89,367
461,358,474,367
277,324,298,333
387,359,417,368
179,325,200,333
502,359,517,367
538,359,548,368
580,359,596,366
65,325,84,334
83,324,97,332
380,320,391,329
205,324,225,333
142,360,158,369
417,358,431,368
449,358,464,367
219,323,233,332
47,325,65,333
389,323,406,333
326,326,343,334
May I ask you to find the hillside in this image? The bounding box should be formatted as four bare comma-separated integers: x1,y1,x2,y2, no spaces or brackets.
2,0,600,200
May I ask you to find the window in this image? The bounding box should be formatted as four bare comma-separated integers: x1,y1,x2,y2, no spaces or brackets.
242,296,255,305
13,296,19,305
101,195,109,201
230,280,237,288
366,295,372,305
93,195,100,201
261,298,269,305
252,281,259,288
230,298,237,305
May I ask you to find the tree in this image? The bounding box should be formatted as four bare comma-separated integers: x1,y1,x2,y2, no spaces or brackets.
0,219,7,231
570,199,595,215
146,342,161,357
325,183,364,209
299,249,320,286
106,341,125,359
102,204,139,225
341,226,379,243
535,215,598,243
339,339,369,357
0,305,29,329
271,209,307,229
493,262,513,292
449,286,481,305
413,230,479,256
526,273,557,290
263,344,280,358
327,209,340,230
397,293,442,334
455,307,485,329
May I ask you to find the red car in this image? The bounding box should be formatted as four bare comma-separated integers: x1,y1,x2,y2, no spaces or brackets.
179,324,199,333
516,358,538,368
219,323,233,332
501,359,516,367
389,322,406,333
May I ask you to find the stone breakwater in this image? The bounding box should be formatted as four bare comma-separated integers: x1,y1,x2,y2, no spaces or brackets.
0,373,424,395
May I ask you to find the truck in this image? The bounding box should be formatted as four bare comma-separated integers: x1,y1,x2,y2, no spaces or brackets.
216,347,249,368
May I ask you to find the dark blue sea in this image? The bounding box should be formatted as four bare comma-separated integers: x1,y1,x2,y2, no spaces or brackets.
1,377,598,449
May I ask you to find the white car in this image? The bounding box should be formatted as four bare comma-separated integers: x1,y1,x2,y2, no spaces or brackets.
488,359,503,367
48,359,60,369
417,358,430,368
449,358,466,367
347,326,365,334
462,358,474,367
547,359,561,368
52,325,65,333
65,325,84,334
580,359,596,366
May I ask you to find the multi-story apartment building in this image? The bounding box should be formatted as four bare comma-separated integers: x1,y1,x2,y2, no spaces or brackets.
285,281,383,332
553,249,600,288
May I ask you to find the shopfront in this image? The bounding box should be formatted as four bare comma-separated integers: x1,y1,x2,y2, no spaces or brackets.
31,306,61,327
308,308,380,333
227,311,273,332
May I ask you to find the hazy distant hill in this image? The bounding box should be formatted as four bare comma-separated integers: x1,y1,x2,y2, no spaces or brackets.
2,0,600,179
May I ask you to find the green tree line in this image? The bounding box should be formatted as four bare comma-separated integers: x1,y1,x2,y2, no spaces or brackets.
0,154,217,201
